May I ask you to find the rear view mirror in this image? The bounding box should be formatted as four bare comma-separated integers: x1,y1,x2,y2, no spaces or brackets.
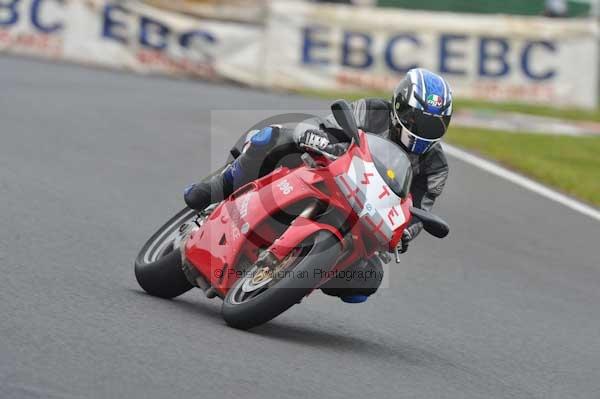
410,207,450,238
331,100,360,146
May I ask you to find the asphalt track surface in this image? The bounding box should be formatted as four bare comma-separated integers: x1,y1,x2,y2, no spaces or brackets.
1,55,600,399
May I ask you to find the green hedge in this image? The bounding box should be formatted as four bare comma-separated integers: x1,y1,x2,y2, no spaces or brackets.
377,0,590,17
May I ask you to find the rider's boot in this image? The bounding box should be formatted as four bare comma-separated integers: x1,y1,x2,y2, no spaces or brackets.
184,171,233,212
320,256,383,304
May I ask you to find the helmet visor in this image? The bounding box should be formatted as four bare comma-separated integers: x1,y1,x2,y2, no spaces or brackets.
393,107,450,140
399,122,441,155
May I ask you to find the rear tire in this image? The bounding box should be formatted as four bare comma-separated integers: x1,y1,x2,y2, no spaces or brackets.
221,231,341,330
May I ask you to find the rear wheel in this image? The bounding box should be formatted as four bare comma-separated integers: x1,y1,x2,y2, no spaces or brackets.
221,231,341,330
134,208,197,299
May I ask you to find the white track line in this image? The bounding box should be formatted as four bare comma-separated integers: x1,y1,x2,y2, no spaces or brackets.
442,143,600,222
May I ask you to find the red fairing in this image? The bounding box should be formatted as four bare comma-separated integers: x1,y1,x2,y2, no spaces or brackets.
184,129,413,297
184,166,334,295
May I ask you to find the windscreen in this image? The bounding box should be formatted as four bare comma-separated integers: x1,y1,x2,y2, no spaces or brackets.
365,134,413,199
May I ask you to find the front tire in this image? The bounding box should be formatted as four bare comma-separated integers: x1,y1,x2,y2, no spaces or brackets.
221,231,341,330
135,248,192,299
134,208,196,299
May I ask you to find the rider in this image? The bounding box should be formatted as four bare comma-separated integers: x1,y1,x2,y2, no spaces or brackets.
184,68,452,301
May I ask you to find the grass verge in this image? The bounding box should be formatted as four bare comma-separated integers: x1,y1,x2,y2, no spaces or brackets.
299,89,600,123
445,127,600,207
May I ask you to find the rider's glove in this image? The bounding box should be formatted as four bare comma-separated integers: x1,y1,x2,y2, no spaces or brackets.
297,129,330,152
398,230,412,254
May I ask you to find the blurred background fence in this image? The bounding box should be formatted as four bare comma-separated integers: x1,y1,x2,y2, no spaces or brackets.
1,0,598,108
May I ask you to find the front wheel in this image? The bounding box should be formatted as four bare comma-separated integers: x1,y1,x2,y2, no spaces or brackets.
221,230,341,330
134,207,197,299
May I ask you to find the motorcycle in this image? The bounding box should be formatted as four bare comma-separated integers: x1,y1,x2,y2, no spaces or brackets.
134,100,449,330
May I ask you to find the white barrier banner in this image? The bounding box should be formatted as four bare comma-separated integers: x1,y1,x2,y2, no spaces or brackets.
0,0,263,84
264,1,600,108
1,0,598,108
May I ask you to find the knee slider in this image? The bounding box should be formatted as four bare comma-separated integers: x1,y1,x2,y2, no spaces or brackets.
250,126,277,147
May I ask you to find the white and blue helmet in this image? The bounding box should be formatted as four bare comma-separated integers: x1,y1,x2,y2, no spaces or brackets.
391,68,453,155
